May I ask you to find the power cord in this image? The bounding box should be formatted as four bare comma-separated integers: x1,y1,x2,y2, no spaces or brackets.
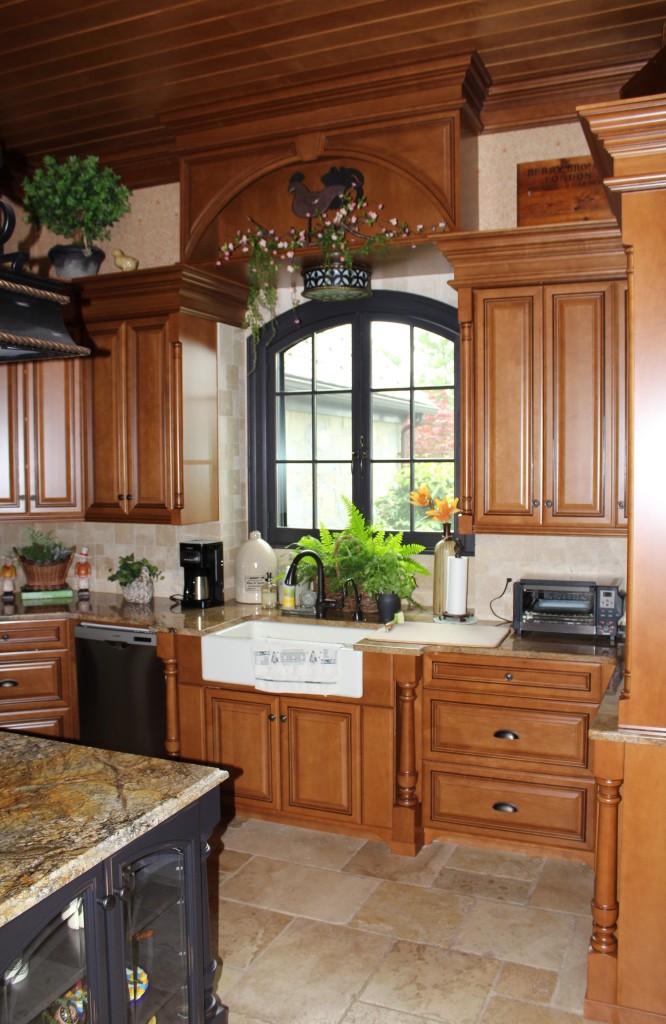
490,577,513,623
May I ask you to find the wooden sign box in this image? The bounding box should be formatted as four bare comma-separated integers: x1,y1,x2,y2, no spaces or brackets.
517,156,610,226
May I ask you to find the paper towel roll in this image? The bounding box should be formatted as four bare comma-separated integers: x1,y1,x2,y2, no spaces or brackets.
445,556,468,616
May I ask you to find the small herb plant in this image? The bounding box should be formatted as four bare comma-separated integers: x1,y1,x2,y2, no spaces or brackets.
14,528,73,564
22,155,132,252
107,554,163,586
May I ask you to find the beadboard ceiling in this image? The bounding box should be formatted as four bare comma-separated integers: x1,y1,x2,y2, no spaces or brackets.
1,0,664,188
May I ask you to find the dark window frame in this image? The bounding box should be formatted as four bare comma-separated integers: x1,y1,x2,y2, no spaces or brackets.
247,289,473,554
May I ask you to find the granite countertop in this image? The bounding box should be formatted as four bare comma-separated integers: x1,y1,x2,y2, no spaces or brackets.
0,593,619,663
0,731,227,927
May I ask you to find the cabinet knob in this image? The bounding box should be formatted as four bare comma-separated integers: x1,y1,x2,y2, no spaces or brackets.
0,679,19,688
115,885,131,902
97,894,117,911
504,672,513,682
117,494,124,501
280,714,288,723
492,801,519,814
268,713,276,721
126,494,133,501
1,634,10,642
532,499,540,508
544,499,553,508
618,500,626,509
493,729,519,741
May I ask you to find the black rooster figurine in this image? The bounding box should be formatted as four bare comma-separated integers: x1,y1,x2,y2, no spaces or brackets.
288,166,365,221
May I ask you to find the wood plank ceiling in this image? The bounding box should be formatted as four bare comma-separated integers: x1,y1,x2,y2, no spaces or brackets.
1,0,664,189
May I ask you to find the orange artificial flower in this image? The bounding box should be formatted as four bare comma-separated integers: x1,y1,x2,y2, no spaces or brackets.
409,484,432,508
425,496,460,523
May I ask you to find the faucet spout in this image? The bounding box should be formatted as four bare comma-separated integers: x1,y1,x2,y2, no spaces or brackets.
284,549,327,618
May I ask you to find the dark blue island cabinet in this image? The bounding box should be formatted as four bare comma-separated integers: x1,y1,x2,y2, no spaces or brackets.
0,733,228,1024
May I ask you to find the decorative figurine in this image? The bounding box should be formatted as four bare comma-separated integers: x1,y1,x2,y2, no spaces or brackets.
112,248,139,271
1,555,16,601
74,546,92,594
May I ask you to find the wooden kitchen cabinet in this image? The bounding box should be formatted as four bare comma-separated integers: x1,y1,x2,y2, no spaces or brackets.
77,265,223,525
0,617,78,739
0,357,84,520
443,222,628,535
422,651,615,862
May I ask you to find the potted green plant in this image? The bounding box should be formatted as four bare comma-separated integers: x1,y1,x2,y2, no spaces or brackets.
292,497,428,615
22,155,132,278
108,553,163,604
13,528,74,591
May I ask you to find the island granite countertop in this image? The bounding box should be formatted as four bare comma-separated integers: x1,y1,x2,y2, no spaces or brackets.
0,731,227,927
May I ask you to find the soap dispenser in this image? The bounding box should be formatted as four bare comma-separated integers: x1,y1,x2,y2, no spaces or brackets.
235,531,278,604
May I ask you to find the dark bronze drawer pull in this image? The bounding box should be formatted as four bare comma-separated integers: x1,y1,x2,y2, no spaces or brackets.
493,801,519,813
268,713,276,721
493,729,519,740
280,714,288,723
0,679,19,688
504,672,513,681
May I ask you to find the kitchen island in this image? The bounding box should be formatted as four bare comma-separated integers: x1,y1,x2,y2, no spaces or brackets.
0,731,228,1023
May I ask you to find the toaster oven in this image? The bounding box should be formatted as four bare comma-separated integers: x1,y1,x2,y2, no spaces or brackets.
513,579,624,642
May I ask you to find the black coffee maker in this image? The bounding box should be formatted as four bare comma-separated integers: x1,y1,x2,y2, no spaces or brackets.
180,540,224,609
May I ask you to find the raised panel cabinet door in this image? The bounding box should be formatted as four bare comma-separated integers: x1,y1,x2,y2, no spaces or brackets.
84,323,128,520
0,363,26,514
205,690,279,807
473,287,543,530
26,357,84,516
543,283,614,528
124,316,175,521
280,699,361,822
615,280,628,527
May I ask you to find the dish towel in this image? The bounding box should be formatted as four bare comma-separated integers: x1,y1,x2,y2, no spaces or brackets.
250,638,362,697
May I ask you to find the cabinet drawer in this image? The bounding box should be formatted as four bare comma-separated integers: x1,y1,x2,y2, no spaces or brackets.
427,695,591,772
0,713,67,738
426,654,602,701
0,657,65,706
424,762,595,848
0,620,68,652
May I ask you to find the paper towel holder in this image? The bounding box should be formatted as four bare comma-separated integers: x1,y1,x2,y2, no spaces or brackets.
433,552,476,624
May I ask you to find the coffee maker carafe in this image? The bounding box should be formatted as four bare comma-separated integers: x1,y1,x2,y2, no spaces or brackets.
180,541,224,609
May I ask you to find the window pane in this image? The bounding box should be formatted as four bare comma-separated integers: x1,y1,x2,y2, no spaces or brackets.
373,462,411,530
372,391,410,458
316,465,353,527
412,461,457,532
371,321,411,388
277,394,312,459
414,388,455,459
315,325,352,388
316,392,352,458
414,329,454,387
279,337,312,391
276,463,313,528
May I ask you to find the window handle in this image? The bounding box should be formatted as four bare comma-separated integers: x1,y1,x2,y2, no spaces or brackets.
352,435,368,477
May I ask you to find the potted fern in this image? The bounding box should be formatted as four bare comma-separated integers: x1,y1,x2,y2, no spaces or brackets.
108,553,163,604
13,528,74,591
22,155,132,278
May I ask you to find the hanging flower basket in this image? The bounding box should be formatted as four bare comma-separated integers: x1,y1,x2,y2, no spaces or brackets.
301,262,372,301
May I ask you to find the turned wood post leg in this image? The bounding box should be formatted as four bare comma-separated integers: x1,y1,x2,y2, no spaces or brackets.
391,655,423,855
156,631,180,758
396,676,418,808
590,773,622,955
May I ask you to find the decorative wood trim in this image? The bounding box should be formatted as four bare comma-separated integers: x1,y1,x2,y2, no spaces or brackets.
156,631,180,758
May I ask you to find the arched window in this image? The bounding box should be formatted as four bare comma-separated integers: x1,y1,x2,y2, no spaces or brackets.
247,290,468,552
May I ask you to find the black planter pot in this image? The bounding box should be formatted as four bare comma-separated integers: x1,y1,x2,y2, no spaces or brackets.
376,592,401,624
48,244,105,279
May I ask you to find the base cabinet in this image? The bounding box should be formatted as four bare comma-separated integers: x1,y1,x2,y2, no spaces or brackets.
0,619,77,740
0,793,226,1024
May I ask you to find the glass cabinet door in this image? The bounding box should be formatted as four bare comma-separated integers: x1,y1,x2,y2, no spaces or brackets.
120,845,191,1024
0,889,92,1024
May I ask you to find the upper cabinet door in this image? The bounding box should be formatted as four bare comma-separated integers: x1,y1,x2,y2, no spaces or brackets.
0,364,26,514
27,358,84,517
473,287,543,531
83,322,128,521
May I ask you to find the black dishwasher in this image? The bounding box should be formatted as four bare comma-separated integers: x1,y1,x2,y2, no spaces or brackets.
75,622,167,757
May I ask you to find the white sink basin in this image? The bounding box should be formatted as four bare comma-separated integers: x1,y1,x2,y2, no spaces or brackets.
201,619,369,696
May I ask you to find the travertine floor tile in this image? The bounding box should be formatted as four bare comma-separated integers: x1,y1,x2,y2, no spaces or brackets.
453,900,576,970
222,818,365,868
343,838,453,886
432,867,533,904
224,918,391,1024
215,962,244,997
217,899,292,969
495,962,558,1003
480,996,585,1023
342,1002,443,1023
361,940,500,1023
350,880,471,944
218,847,253,876
553,915,593,1012
529,859,594,915
445,844,543,882
220,856,378,922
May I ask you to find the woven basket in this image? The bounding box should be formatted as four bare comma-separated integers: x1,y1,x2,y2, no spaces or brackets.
18,553,73,591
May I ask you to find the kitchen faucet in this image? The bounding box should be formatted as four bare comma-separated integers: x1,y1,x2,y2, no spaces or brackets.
283,549,343,620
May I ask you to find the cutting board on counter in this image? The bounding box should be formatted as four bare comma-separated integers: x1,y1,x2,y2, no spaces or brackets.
366,622,511,647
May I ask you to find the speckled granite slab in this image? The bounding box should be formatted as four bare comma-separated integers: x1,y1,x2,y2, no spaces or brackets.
0,732,227,927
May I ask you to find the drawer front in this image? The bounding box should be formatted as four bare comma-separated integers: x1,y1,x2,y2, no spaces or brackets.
0,657,64,706
426,654,600,700
0,619,68,652
425,763,595,848
427,695,591,771
0,713,67,738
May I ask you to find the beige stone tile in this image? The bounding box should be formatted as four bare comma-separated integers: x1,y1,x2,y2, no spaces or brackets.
432,867,533,903
218,848,253,876
220,856,378,922
453,900,576,970
217,899,293,969
553,915,592,1013
226,1011,271,1024
342,1003,441,1023
529,859,594,915
495,962,558,1004
362,940,500,1024
224,918,391,1024
445,843,543,882
222,818,365,868
350,880,471,944
342,839,453,886
215,962,244,997
480,996,584,1023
